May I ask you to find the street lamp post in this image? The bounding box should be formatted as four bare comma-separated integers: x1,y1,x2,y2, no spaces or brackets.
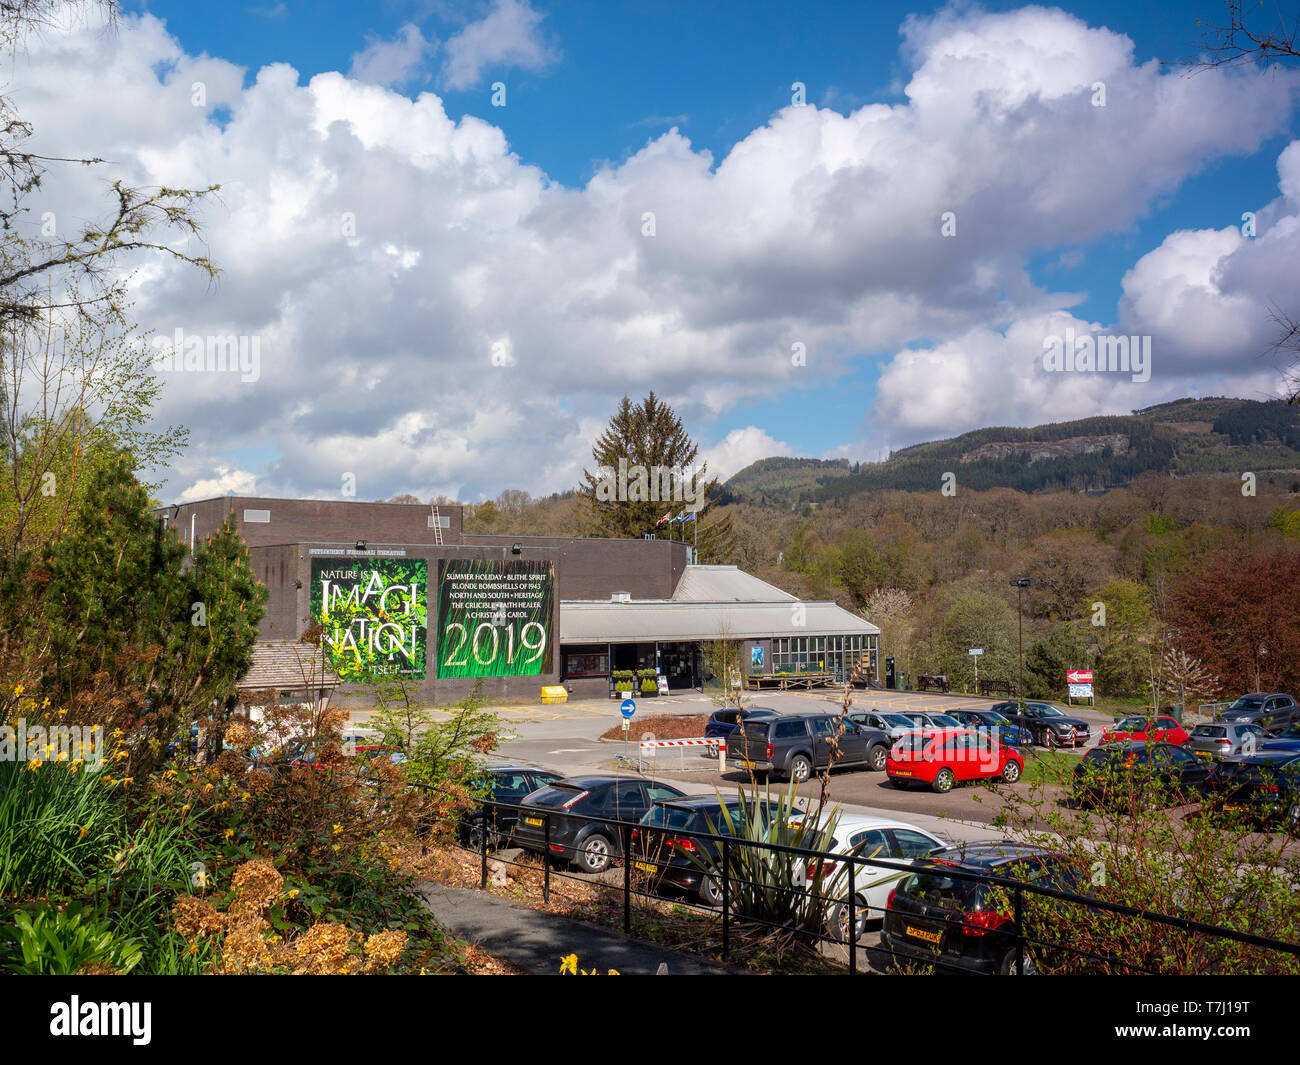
1010,576,1034,751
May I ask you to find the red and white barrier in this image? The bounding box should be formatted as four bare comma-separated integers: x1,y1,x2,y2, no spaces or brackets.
638,737,724,749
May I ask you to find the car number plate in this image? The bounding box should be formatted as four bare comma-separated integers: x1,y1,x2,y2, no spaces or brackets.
893,769,913,776
1223,804,1248,812
739,760,756,768
634,861,658,874
905,925,941,944
524,816,544,827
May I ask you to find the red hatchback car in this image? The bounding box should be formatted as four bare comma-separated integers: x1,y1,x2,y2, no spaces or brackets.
887,728,1024,793
1100,715,1189,747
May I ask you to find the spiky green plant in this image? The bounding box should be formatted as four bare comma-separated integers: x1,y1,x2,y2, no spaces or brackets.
689,780,857,943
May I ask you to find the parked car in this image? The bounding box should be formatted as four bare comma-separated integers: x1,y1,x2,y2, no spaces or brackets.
886,728,1023,793
1260,723,1300,754
458,763,564,851
704,706,782,741
991,701,1093,748
787,814,948,939
1203,752,1300,828
948,708,1035,747
1220,693,1300,734
1072,741,1211,808
1101,715,1190,747
511,775,685,873
847,710,917,740
726,713,891,781
1186,721,1266,761
880,841,1084,975
630,794,767,905
903,711,964,731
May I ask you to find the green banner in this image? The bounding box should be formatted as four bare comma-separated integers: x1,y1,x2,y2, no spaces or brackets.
436,559,555,678
310,558,428,681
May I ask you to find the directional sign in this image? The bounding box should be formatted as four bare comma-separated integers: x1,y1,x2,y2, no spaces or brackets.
969,648,984,656
620,698,637,719
1067,670,1093,684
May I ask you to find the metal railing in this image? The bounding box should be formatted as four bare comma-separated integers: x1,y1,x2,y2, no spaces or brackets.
449,793,1300,976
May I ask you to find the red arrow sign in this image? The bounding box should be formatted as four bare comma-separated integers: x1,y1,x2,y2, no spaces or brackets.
1066,669,1093,683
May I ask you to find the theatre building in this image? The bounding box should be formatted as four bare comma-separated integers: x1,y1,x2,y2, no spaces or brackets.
159,496,878,704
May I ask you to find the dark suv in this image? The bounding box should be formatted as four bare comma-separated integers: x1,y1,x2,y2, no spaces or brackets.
458,763,564,851
991,701,1092,748
511,775,685,873
1221,693,1300,735
726,713,890,782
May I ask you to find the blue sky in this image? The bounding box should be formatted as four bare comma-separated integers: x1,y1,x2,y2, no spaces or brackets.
32,1,1299,498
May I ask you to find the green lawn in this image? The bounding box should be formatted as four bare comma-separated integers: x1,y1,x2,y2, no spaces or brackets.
1019,748,1084,786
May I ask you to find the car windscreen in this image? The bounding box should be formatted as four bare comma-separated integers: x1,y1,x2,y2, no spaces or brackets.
928,714,961,727
1230,697,1266,711
1192,725,1226,738
642,803,710,829
894,734,931,754
1116,716,1148,731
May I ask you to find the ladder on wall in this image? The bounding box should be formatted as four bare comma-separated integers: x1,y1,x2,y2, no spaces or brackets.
430,505,444,546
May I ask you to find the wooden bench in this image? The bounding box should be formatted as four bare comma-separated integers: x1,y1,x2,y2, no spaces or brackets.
978,679,1016,697
917,673,950,693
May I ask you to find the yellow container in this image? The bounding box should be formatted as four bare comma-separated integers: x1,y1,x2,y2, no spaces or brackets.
540,685,568,704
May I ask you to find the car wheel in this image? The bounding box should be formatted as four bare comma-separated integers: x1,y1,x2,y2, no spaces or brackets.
830,896,869,942
466,817,490,853
698,876,724,907
1286,802,1300,829
869,745,888,772
932,768,955,794
1000,948,1038,976
1041,730,1057,750
576,833,614,874
790,755,813,783
1001,760,1021,784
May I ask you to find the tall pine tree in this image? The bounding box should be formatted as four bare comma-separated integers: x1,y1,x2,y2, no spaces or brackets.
580,393,719,540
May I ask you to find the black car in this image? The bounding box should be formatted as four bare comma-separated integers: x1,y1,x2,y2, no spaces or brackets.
459,764,564,851
630,794,766,905
880,841,1083,975
1220,693,1300,735
726,713,891,781
1072,741,1211,808
1204,752,1300,828
704,706,782,741
511,775,686,873
992,701,1092,748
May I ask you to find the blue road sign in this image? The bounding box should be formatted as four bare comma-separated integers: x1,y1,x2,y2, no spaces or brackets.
620,699,637,718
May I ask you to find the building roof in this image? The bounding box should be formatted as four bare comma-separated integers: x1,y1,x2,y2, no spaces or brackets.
670,565,798,602
237,641,341,693
559,599,878,643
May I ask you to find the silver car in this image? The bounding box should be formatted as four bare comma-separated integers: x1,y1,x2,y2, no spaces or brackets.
1186,721,1266,761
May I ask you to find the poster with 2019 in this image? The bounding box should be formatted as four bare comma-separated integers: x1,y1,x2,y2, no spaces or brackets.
436,559,554,678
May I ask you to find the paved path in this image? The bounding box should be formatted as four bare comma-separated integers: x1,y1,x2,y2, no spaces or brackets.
418,883,749,975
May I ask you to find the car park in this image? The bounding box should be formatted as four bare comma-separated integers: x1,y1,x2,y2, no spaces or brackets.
1072,741,1211,808
992,700,1092,748
726,713,891,781
1220,693,1300,734
880,841,1084,975
1203,752,1300,828
1101,715,1190,746
948,708,1035,747
459,763,564,851
511,775,685,873
886,728,1023,793
1186,721,1266,761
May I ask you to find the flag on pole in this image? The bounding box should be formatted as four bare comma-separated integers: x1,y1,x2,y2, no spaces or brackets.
679,510,696,522
655,511,671,526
